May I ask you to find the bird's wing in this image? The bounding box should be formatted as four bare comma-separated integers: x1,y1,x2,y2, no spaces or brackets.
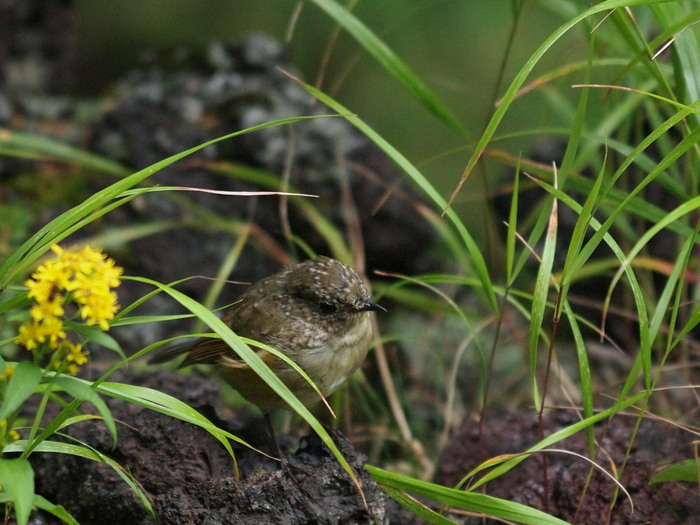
180,293,282,367
180,337,234,366
148,338,196,364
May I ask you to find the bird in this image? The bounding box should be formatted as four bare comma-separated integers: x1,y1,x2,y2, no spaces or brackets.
151,256,384,414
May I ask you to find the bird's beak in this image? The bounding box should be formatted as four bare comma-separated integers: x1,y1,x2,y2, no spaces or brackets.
362,301,386,313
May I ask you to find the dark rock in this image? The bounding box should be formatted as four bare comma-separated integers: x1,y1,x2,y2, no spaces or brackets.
435,411,700,524
32,370,388,524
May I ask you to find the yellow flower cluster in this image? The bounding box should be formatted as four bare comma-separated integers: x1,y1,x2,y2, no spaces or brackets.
15,244,122,374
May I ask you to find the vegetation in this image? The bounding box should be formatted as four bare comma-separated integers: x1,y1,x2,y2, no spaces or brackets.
1,1,699,523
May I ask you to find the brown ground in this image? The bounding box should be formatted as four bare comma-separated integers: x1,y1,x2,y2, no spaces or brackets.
435,411,700,525
31,369,393,524
29,368,699,524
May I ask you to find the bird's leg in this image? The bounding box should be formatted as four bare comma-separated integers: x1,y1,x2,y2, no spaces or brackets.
264,412,311,476
263,412,319,504
264,412,283,459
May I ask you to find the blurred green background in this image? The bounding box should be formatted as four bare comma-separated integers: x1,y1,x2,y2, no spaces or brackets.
73,1,586,242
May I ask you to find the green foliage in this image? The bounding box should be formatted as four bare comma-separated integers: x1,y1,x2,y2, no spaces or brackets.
368,464,571,525
306,0,700,521
0,116,345,523
651,459,700,483
2,0,700,523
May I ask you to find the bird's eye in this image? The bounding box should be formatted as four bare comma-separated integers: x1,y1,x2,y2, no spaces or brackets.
319,302,337,314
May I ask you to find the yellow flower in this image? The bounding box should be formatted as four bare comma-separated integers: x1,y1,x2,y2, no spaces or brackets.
43,316,67,348
16,322,43,350
99,258,123,289
30,296,65,320
70,248,122,330
26,278,52,304
16,316,67,349
15,244,122,355
61,340,89,375
50,244,65,258
28,255,72,295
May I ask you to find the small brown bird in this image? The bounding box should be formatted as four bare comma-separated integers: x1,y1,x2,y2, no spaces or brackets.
153,256,384,413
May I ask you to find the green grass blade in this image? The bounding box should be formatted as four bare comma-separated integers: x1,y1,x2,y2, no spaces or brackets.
505,166,520,286
48,376,117,448
0,130,128,176
5,439,155,521
651,4,700,112
528,186,558,409
295,79,499,313
92,381,242,455
559,158,606,297
451,0,679,203
467,392,646,490
0,115,340,289
31,494,79,525
0,457,34,525
380,486,459,524
308,0,465,135
130,276,363,491
367,465,571,525
651,459,700,483
562,299,594,456
0,362,43,420
528,176,649,397
605,194,700,384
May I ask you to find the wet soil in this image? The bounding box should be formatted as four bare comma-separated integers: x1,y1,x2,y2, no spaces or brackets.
435,411,700,525
29,368,699,524
31,369,392,524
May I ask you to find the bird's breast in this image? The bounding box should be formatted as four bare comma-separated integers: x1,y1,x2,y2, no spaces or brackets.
296,313,373,396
